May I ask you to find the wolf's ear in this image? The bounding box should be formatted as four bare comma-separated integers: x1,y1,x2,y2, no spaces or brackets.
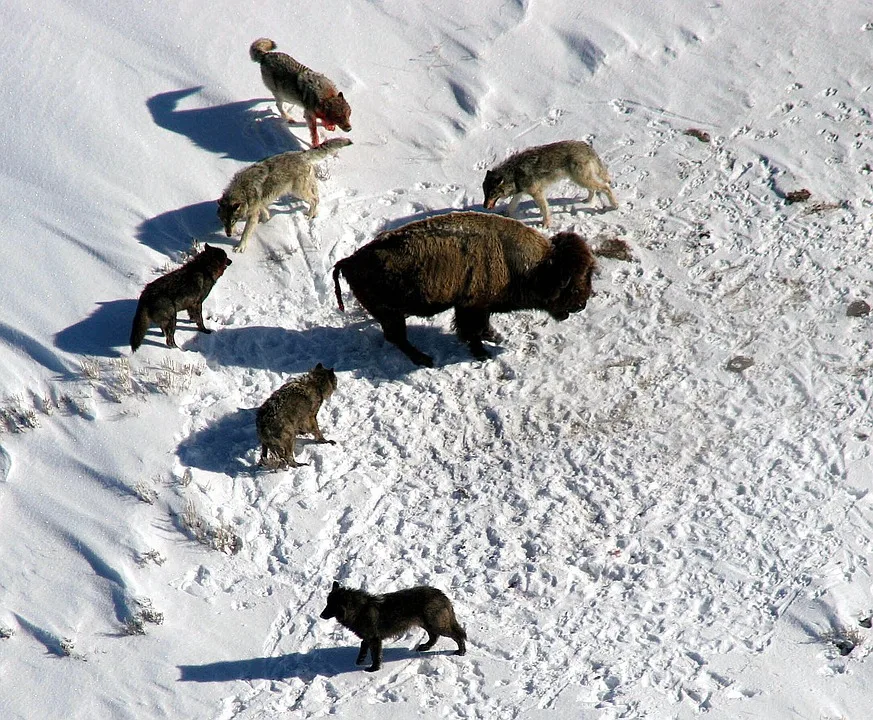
332,581,340,591
316,362,324,370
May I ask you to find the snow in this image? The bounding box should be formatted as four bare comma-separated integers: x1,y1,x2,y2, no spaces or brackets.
2,0,873,717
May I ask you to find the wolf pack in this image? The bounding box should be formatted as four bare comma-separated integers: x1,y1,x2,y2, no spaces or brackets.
129,38,618,672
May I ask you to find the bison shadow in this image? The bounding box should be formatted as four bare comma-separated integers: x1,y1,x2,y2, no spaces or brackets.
54,299,138,358
178,645,455,682
146,86,300,163
196,321,484,377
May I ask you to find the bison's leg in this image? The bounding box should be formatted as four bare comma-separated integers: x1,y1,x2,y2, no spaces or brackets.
454,307,492,361
374,310,434,368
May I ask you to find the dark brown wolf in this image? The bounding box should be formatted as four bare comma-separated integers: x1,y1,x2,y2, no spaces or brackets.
320,581,467,672
256,363,337,468
333,211,596,367
250,38,351,148
129,244,231,351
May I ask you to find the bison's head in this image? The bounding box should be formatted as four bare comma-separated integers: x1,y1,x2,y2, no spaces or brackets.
536,232,596,320
482,169,515,210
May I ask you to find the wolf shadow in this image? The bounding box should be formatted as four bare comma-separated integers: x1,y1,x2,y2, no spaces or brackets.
146,86,299,162
54,299,138,358
177,645,445,682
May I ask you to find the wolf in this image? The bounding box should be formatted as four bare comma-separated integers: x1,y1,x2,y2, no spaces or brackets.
333,212,596,367
130,244,231,352
319,581,467,672
482,140,617,227
217,138,352,253
256,363,338,468
250,38,352,148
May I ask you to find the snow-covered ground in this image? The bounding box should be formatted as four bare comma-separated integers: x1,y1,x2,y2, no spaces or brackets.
2,1,873,717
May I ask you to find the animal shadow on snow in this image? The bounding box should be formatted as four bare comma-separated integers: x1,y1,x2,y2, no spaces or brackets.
178,645,454,682
54,299,139,358
146,86,300,163
506,197,614,224
197,322,481,377
176,407,257,475
135,199,230,257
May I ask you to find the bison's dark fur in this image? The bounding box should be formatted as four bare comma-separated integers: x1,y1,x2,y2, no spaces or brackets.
332,212,596,367
319,581,467,672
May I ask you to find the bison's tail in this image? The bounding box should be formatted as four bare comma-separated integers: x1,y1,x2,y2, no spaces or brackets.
129,299,150,352
332,261,346,312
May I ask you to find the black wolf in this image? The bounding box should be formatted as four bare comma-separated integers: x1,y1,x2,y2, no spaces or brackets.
320,581,467,672
130,244,231,351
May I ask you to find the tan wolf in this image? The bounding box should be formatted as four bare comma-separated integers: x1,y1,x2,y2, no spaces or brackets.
250,38,351,148
482,140,617,227
256,363,338,468
129,244,231,352
217,137,352,253
320,582,467,672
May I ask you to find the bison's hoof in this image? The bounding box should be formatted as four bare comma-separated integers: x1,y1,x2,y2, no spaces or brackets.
365,665,381,673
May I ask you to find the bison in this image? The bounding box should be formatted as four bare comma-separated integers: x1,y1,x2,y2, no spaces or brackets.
332,211,596,367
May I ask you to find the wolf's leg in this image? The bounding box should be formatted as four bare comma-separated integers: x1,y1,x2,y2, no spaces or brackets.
259,206,270,222
355,641,370,665
530,189,552,227
507,194,522,218
451,621,467,655
600,184,618,209
365,639,383,672
274,95,295,122
234,214,260,253
258,444,270,466
300,177,319,218
283,433,305,467
416,631,439,652
160,314,179,348
310,418,335,445
305,111,321,147
187,303,211,334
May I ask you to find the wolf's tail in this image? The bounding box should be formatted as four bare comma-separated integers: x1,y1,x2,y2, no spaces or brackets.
129,300,151,352
332,260,346,312
249,38,277,63
304,137,353,163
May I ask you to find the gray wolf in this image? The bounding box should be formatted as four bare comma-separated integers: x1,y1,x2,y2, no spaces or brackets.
332,212,596,367
130,244,231,351
217,137,352,253
256,363,337,468
250,38,351,148
319,581,467,672
483,140,617,227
